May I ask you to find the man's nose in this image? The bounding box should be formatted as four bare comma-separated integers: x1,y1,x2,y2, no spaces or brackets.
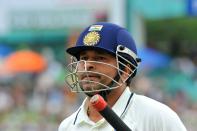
85,61,95,71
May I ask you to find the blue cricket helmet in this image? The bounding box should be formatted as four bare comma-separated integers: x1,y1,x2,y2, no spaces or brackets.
66,22,139,62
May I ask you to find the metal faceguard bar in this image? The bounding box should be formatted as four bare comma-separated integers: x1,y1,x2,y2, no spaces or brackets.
65,45,140,93
65,59,132,93
116,45,140,82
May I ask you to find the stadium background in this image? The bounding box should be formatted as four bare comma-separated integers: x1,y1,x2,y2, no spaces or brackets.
0,0,197,130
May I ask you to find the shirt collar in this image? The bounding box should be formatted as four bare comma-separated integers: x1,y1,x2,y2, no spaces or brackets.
74,97,94,125
74,87,132,125
112,87,132,117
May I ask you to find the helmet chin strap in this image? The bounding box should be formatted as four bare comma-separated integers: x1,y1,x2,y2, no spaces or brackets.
84,72,121,102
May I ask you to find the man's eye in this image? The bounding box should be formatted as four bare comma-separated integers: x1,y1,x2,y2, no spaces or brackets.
96,56,106,61
80,56,88,60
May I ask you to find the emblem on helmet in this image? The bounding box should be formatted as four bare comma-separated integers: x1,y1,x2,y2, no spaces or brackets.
83,31,100,46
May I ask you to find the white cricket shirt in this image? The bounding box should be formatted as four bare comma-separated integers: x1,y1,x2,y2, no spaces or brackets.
59,87,187,131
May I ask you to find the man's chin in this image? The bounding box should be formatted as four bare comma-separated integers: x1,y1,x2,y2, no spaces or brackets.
81,85,102,96
84,91,97,97
83,87,100,94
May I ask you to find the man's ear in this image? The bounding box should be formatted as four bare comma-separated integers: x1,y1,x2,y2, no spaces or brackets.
122,64,132,78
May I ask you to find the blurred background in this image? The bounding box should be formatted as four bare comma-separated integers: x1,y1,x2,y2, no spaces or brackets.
0,0,196,130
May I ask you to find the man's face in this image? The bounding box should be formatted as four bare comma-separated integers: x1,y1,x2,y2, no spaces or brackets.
77,50,118,93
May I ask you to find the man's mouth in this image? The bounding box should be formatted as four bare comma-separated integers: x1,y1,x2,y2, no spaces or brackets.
81,74,100,81
82,76,100,81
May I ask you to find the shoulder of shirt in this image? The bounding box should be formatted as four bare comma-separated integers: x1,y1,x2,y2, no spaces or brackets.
133,94,180,119
58,97,88,131
58,109,79,131
132,94,187,130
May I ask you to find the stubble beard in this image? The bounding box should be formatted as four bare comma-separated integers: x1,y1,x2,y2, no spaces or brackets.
80,79,108,96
